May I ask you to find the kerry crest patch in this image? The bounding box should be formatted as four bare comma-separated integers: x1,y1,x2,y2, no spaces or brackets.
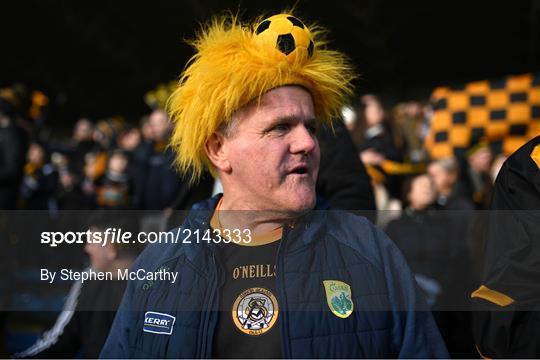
323,280,354,318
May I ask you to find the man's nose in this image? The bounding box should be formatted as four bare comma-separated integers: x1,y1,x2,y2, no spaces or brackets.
290,124,317,154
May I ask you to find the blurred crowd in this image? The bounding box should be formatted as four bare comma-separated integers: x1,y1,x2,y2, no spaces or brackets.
343,94,505,214
0,83,531,358
1,86,506,216
0,85,214,213
339,94,513,357
0,86,216,356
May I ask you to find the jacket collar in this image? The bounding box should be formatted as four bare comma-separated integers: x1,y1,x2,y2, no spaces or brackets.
181,193,329,263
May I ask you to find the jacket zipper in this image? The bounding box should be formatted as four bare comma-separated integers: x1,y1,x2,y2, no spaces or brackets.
198,250,217,358
206,249,226,358
277,226,292,358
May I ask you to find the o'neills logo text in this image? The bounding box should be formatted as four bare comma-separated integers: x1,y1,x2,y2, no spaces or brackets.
232,264,276,279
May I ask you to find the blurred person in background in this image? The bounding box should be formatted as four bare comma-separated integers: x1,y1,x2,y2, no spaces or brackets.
93,118,124,151
117,126,141,153
387,174,437,219
44,118,97,210
341,103,399,222
53,153,85,210
0,87,28,210
135,109,182,210
139,115,154,143
386,174,476,357
358,95,403,163
428,158,478,277
117,125,145,163
80,152,107,209
68,118,97,179
147,110,169,149
357,94,404,199
19,142,59,210
393,101,428,163
95,150,133,209
135,109,212,211
428,157,474,211
456,143,494,209
0,87,29,358
72,118,94,143
14,215,141,359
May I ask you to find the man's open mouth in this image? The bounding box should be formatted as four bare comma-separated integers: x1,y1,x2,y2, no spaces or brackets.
288,165,309,175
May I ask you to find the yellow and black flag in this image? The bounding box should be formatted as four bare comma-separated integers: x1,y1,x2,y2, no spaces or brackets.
425,73,540,159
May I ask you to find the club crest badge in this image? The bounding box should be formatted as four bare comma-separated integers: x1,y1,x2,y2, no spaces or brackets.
323,280,354,319
232,287,279,336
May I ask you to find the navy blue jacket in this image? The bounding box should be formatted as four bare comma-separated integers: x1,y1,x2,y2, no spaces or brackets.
101,195,448,358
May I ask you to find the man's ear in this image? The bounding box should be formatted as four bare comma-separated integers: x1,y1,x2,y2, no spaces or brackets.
205,133,232,173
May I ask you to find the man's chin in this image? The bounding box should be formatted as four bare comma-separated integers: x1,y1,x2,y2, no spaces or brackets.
283,189,316,214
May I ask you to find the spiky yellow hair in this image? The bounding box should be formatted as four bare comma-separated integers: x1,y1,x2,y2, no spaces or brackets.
167,13,356,182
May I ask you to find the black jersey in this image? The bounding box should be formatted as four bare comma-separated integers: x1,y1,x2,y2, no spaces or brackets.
471,136,540,358
210,200,282,358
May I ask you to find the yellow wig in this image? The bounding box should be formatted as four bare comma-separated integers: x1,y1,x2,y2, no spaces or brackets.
167,13,356,182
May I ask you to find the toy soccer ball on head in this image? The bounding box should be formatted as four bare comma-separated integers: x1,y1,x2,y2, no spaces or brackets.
254,14,314,62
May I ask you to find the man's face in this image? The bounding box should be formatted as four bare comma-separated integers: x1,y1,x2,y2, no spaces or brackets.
73,119,93,142
468,147,492,173
149,110,171,141
108,153,128,174
220,86,320,214
427,162,455,194
28,143,44,165
408,174,436,210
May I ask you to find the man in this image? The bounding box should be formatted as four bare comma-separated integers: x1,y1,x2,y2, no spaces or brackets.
456,143,494,209
68,118,98,178
471,136,540,357
0,88,28,357
427,157,474,211
134,109,212,210
20,142,59,210
386,174,476,357
0,87,28,210
101,13,447,358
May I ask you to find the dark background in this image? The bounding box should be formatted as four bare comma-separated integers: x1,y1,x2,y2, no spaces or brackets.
1,0,539,130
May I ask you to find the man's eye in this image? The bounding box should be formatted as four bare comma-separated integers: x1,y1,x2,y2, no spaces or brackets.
306,124,318,135
272,124,290,132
